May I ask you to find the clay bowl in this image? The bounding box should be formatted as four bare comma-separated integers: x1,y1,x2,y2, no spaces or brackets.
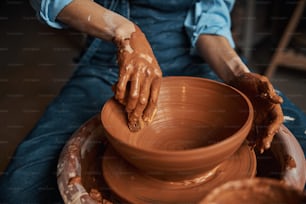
101,76,254,181
199,178,306,204
57,115,306,203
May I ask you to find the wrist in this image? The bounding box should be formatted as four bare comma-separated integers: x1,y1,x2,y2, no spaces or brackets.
113,22,136,43
225,57,250,83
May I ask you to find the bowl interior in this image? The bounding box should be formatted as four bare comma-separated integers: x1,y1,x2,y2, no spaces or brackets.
101,77,252,152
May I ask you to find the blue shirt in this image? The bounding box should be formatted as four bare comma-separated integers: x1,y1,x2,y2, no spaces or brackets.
30,0,235,48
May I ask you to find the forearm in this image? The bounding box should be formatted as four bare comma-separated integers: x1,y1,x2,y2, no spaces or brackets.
57,0,135,42
196,34,250,83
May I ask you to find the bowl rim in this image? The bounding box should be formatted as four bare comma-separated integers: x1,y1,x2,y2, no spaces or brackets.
200,177,305,203
101,76,254,157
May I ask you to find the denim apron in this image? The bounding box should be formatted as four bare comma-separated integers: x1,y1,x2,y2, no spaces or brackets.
0,0,305,203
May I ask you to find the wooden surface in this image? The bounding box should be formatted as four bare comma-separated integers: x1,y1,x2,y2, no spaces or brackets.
265,0,306,78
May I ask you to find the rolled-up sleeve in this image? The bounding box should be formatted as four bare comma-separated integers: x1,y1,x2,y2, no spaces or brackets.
30,0,73,29
184,0,235,48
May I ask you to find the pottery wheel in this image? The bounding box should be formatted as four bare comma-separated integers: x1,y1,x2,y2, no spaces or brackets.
102,143,256,204
57,115,306,204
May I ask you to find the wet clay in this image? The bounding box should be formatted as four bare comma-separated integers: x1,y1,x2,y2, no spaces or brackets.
57,114,306,204
229,72,284,153
200,178,306,204
113,24,162,132
57,116,113,203
102,143,256,204
269,125,306,189
101,77,254,181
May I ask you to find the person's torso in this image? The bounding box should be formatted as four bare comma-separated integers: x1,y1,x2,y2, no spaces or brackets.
86,0,208,76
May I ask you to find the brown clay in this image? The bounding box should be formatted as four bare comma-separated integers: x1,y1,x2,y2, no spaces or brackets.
199,178,306,204
114,24,162,131
89,188,103,203
57,114,306,204
284,154,297,169
102,143,256,203
269,124,306,189
57,115,113,203
229,72,284,153
101,77,254,181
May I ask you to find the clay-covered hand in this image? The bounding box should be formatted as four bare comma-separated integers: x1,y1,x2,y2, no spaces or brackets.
113,24,162,132
229,72,284,153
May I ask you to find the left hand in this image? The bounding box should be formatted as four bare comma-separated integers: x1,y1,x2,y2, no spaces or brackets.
113,24,162,131
230,72,284,153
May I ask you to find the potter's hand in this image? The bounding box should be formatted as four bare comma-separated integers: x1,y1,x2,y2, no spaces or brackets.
230,72,284,153
113,24,162,131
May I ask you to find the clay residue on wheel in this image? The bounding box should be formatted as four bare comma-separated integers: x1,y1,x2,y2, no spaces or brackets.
284,154,296,170
89,188,103,203
68,176,82,185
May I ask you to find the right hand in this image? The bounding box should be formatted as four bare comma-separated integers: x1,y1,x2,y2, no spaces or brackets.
113,24,162,131
230,72,284,153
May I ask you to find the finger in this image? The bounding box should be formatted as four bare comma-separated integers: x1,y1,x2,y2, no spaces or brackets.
112,81,128,104
259,76,283,104
130,76,152,122
267,104,284,135
261,104,283,151
126,70,142,113
143,77,161,122
265,92,283,104
115,64,132,103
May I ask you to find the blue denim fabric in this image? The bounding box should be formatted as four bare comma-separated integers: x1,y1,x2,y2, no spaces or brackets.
0,2,120,203
1,0,305,203
185,0,235,48
279,92,306,151
30,0,72,28
30,0,235,52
